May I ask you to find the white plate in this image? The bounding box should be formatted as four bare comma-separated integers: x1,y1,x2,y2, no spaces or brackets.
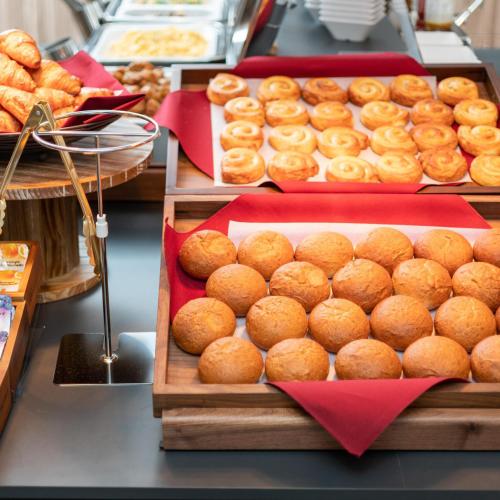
320,12,385,26
320,9,385,22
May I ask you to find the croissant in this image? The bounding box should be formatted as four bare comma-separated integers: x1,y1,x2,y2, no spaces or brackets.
0,85,38,124
0,29,41,69
0,53,35,92
35,87,75,110
54,105,76,127
75,87,114,107
30,59,82,96
0,105,21,133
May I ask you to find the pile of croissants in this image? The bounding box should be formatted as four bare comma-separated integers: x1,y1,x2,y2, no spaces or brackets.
0,29,113,133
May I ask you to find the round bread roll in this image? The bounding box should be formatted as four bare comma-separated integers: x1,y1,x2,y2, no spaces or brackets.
206,264,267,316
457,125,500,156
265,338,330,381
437,76,479,106
375,152,423,183
370,295,433,351
473,228,500,267
310,101,353,130
220,120,264,151
419,147,468,182
237,231,294,280
172,297,236,354
392,258,452,310
470,155,500,187
294,231,353,278
348,77,390,106
360,100,409,130
497,306,500,332
179,230,237,279
198,337,263,384
335,339,402,380
452,262,500,311
471,335,500,382
410,124,458,152
224,97,265,127
410,98,454,126
402,336,470,379
413,229,473,275
331,259,393,313
354,227,413,274
453,98,498,127
246,296,307,350
268,125,317,154
267,151,319,181
390,74,433,107
435,296,496,352
309,298,369,353
265,99,309,127
269,261,330,312
221,148,265,184
302,77,348,105
257,75,301,103
206,73,249,106
370,126,418,156
318,126,368,158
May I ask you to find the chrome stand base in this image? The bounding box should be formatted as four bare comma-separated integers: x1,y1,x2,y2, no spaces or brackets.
53,332,155,385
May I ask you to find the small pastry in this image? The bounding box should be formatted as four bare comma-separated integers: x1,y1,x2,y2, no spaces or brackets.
453,98,498,127
257,75,301,103
473,228,500,267
0,29,41,68
420,147,468,182
221,148,265,184
390,74,433,107
410,98,454,126
410,124,458,152
0,53,35,91
53,105,75,127
267,151,319,181
354,227,413,274
270,261,330,312
331,258,393,313
30,59,82,95
413,229,472,275
74,87,114,107
497,306,500,333
237,230,294,280
309,298,369,353
360,101,409,130
302,77,347,105
437,76,479,106
206,73,249,105
392,258,452,310
376,153,423,183
310,101,353,130
318,126,368,158
370,126,418,155
348,77,390,106
34,87,74,110
220,120,263,151
265,99,309,127
470,155,500,186
471,336,500,382
246,296,307,350
458,125,500,156
224,97,265,126
0,85,37,124
0,106,21,132
268,125,316,154
326,156,378,183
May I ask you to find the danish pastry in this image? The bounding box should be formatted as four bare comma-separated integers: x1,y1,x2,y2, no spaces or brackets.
458,125,500,156
268,125,317,154
220,120,263,151
302,77,348,105
257,75,301,103
420,147,468,182
310,101,353,130
410,98,454,126
224,97,264,126
267,151,319,181
221,148,265,184
318,126,369,158
326,156,378,183
390,74,433,107
360,100,409,130
348,77,390,106
370,126,418,155
470,155,500,186
437,76,479,106
376,153,423,183
454,98,498,127
410,124,458,152
206,73,249,105
265,99,309,127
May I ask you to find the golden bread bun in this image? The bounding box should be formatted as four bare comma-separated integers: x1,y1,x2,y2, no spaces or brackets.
497,306,500,332
267,151,319,181
453,98,498,127
269,261,330,312
470,155,500,186
435,296,496,352
206,73,249,105
220,120,263,151
437,76,479,106
265,338,330,381
402,335,470,378
318,126,368,158
457,125,500,156
257,75,301,103
294,232,353,278
473,228,500,267
309,298,369,353
410,98,454,126
392,258,452,310
224,96,264,126
302,77,348,105
348,77,390,106
246,296,307,350
370,126,418,155
265,99,309,127
375,153,423,183
354,227,413,274
268,125,317,154
360,100,409,130
326,156,379,183
410,124,458,152
198,337,263,383
179,230,237,279
471,335,500,382
237,230,294,280
310,101,353,130
331,258,393,313
172,297,236,354
335,339,402,380
206,264,267,316
419,147,468,182
390,74,433,107
221,148,265,184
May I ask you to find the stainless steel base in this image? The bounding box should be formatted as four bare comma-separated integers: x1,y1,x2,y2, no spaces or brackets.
53,332,155,385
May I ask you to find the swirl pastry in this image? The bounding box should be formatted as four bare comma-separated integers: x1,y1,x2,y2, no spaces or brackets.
268,125,317,154
360,101,409,130
420,147,468,182
348,77,390,106
318,126,369,158
257,76,301,103
410,124,458,152
326,156,379,183
221,148,265,184
370,126,418,155
376,153,423,183
458,125,500,156
470,155,500,186
302,77,348,105
437,76,479,106
207,73,249,105
220,120,264,151
265,99,309,127
411,99,454,126
267,151,319,181
390,75,433,107
310,101,353,130
453,99,498,127
224,97,264,126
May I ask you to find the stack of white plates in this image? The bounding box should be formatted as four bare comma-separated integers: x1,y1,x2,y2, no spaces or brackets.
319,0,386,42
305,0,321,20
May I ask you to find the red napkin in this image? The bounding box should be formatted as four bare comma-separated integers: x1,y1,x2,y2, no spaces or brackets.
254,0,275,34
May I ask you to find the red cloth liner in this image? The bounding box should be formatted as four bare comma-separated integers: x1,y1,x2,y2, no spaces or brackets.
254,0,275,34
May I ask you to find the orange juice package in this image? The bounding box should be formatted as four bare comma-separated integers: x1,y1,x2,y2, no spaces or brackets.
0,243,29,271
0,270,22,292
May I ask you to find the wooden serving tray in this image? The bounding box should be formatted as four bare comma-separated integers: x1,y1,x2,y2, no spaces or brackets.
154,195,500,451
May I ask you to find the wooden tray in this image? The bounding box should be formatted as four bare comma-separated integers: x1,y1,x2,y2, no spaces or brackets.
154,195,500,451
